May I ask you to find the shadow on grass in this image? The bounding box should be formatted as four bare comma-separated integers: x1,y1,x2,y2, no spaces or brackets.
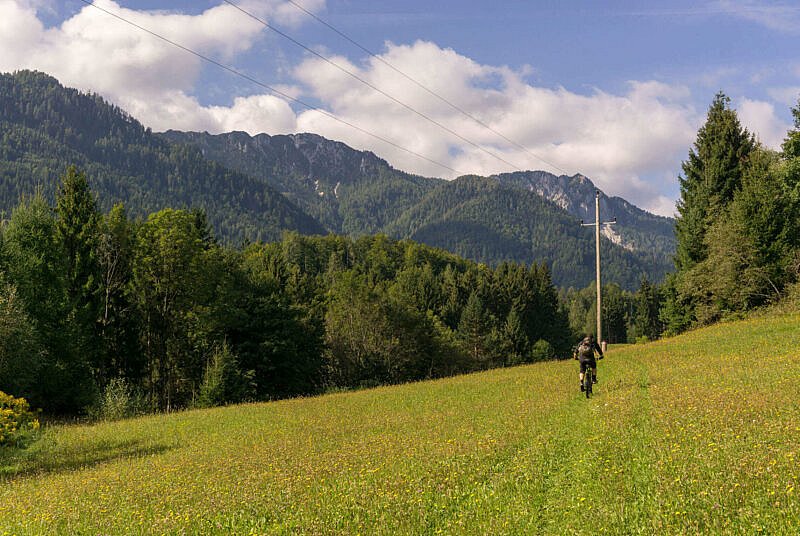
0,438,174,480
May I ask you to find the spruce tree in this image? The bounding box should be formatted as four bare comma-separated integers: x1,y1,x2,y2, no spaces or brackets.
458,292,488,365
56,166,104,383
633,276,663,341
674,93,755,271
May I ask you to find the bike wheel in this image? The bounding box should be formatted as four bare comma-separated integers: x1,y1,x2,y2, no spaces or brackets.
584,374,592,398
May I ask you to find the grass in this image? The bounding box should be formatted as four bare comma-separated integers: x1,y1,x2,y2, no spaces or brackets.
1,311,799,534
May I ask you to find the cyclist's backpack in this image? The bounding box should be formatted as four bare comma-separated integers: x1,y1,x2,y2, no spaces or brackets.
577,339,593,359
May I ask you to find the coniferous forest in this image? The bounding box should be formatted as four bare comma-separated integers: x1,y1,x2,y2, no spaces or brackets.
0,167,573,414
1,70,799,419
660,93,800,333
0,70,671,291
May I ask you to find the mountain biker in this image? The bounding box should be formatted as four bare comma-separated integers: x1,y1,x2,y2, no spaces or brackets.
573,334,603,392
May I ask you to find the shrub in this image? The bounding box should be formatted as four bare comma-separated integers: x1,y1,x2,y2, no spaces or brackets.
530,339,555,362
87,378,146,421
195,343,250,408
0,391,40,448
635,335,651,345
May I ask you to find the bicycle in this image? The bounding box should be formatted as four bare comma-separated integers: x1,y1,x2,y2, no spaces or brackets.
583,366,594,398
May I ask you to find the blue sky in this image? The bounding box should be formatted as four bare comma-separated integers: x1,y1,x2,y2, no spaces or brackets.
3,0,800,215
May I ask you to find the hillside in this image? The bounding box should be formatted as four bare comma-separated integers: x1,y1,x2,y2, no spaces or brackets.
159,130,442,236
383,175,666,289
2,311,798,534
0,70,324,242
164,130,673,289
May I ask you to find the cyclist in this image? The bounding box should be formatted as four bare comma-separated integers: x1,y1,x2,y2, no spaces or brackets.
573,334,603,392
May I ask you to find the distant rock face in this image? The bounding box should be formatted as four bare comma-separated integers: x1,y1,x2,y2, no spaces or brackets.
159,130,441,236
493,171,675,260
160,130,676,288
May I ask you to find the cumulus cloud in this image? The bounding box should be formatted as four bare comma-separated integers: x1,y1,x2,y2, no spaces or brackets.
294,41,698,216
737,98,792,149
715,0,800,33
0,0,315,134
1,1,701,216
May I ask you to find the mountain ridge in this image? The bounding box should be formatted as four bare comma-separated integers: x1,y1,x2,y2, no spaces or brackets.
0,70,675,289
0,70,325,242
163,129,675,288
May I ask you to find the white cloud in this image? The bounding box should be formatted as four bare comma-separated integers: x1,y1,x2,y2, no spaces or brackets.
715,0,800,33
0,2,702,216
738,98,791,149
294,40,698,216
767,86,800,107
0,1,45,68
0,0,314,134
267,0,326,28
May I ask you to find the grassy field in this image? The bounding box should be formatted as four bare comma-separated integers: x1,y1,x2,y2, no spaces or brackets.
2,312,799,535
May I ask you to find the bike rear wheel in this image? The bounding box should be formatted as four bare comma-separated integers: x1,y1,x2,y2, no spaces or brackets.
584,372,592,398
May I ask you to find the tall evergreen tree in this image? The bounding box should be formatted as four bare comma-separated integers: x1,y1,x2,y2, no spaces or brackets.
674,93,755,271
781,99,800,238
2,193,93,412
458,291,490,366
632,276,663,341
55,166,103,380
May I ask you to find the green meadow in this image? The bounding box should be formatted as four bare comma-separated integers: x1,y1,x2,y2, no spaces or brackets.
2,311,799,535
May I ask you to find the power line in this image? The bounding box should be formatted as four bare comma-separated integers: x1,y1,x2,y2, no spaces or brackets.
75,0,463,176
284,0,570,176
221,0,526,173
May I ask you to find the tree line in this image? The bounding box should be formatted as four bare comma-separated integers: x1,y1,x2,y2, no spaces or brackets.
659,93,800,332
566,94,800,342
0,168,573,415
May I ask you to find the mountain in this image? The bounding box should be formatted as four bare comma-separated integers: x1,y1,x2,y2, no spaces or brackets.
158,130,442,236
163,131,674,289
0,70,324,242
382,175,668,289
0,70,675,289
494,171,675,268
495,171,676,281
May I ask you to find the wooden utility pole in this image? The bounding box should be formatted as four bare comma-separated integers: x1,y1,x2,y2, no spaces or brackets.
580,190,616,346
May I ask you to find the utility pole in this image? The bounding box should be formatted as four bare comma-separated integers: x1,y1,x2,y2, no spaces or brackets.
580,190,616,347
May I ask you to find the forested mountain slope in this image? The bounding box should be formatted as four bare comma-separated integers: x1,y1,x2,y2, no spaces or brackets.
159,130,442,237
495,170,675,269
0,70,673,289
0,71,324,242
383,175,664,289
164,132,673,289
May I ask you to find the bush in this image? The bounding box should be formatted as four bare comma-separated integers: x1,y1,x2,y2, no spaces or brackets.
530,339,555,362
195,343,250,409
87,378,146,421
635,335,651,345
0,391,40,448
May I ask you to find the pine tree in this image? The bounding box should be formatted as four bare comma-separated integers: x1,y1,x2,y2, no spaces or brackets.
55,166,103,380
674,93,755,271
458,291,489,366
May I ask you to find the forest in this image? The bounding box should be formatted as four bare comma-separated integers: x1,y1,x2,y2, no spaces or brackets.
1,70,670,290
0,168,577,415
661,93,800,333
2,87,799,420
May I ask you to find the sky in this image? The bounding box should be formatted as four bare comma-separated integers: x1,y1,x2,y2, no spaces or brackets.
2,0,800,216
